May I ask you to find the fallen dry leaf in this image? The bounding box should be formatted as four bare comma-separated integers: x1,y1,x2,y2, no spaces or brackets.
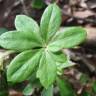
74,10,94,18
9,90,23,96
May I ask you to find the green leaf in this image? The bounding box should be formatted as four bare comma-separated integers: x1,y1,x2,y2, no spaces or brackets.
7,50,42,82
32,0,46,9
40,4,61,41
49,51,67,63
49,51,75,75
0,31,41,51
41,85,53,96
28,72,41,88
15,15,42,44
28,71,37,83
57,61,75,75
37,51,57,89
57,77,76,96
57,60,75,70
48,27,87,52
23,84,34,96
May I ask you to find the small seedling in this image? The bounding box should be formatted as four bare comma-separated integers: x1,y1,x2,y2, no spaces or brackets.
0,3,86,95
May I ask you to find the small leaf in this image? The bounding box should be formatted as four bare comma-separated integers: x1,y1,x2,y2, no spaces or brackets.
48,27,87,52
57,61,75,70
7,50,42,82
45,0,57,4
57,61,75,75
57,77,76,96
41,85,53,96
49,51,75,75
15,15,42,44
28,72,37,83
32,0,46,9
28,72,41,88
37,51,57,89
49,51,67,63
40,4,61,41
0,31,41,51
23,84,34,96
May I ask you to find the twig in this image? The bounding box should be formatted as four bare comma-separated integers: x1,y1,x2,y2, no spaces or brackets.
79,55,96,73
3,0,21,21
20,0,29,15
67,49,96,76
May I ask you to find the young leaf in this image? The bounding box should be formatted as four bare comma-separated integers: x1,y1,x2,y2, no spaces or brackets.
49,51,75,75
40,3,61,41
49,51,67,63
32,0,46,9
57,61,75,72
0,31,41,51
23,84,34,96
41,85,53,96
56,59,75,75
48,27,87,52
7,50,42,82
57,77,76,96
37,51,57,89
15,15,42,44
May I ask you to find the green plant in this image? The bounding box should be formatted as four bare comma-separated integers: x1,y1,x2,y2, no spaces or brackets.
0,3,86,95
32,0,46,9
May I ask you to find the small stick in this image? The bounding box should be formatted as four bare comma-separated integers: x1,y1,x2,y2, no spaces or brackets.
20,0,29,15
